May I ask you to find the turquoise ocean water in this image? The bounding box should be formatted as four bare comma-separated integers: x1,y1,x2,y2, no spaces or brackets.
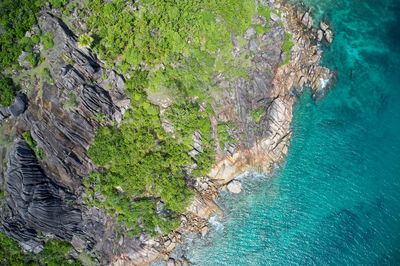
184,0,400,265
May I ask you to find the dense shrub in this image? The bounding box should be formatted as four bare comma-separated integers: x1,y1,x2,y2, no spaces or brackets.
77,33,93,48
0,0,43,69
0,74,16,107
86,0,257,100
87,80,195,236
22,131,45,160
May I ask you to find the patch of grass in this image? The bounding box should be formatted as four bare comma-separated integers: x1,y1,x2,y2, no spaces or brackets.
22,131,45,160
258,5,271,19
250,108,265,123
41,67,53,84
41,32,55,50
282,32,294,64
64,92,78,111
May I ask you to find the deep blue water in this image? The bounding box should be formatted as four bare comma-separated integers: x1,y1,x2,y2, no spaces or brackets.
184,0,400,265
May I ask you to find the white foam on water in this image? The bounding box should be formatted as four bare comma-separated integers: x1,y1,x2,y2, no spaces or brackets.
320,77,329,89
209,215,224,231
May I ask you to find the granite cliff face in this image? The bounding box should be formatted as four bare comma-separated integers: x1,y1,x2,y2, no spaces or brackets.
19,12,129,193
207,2,334,187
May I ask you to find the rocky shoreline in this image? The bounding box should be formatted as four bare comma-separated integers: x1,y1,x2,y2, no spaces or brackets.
112,2,335,265
0,1,334,266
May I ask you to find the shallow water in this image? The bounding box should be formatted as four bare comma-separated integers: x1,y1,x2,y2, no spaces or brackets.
185,0,400,265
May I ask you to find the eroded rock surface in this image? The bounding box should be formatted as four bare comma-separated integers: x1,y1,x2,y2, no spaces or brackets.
15,12,130,192
0,12,131,264
209,2,334,186
0,137,82,252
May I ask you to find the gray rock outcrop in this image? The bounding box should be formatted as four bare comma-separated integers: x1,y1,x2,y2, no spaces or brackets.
0,138,82,252
0,11,131,264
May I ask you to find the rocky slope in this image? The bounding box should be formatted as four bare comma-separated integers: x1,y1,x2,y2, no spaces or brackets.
0,2,333,266
0,11,132,264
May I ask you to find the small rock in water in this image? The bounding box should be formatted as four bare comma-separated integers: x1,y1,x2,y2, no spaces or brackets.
227,180,242,194
324,29,333,43
320,21,330,31
317,30,324,42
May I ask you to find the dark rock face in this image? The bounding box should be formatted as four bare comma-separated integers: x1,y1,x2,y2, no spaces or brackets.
0,12,131,262
16,12,130,192
1,138,82,252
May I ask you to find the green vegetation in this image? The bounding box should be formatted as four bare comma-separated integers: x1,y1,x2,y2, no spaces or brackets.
64,92,78,110
0,0,43,69
282,32,294,64
84,0,291,237
22,131,45,160
41,32,55,49
41,68,53,84
0,73,16,107
85,0,257,100
258,5,272,19
164,102,215,177
250,108,265,123
49,0,68,9
77,33,93,48
86,80,195,236
0,232,82,265
217,122,235,149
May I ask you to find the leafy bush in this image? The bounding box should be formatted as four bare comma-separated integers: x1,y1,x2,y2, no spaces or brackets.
22,131,45,160
85,0,257,99
0,232,82,265
0,0,43,69
41,32,54,49
41,68,53,84
165,102,215,176
0,73,16,107
77,33,93,48
87,80,195,236
49,0,68,8
282,32,294,64
217,122,236,149
25,52,39,68
250,108,265,123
